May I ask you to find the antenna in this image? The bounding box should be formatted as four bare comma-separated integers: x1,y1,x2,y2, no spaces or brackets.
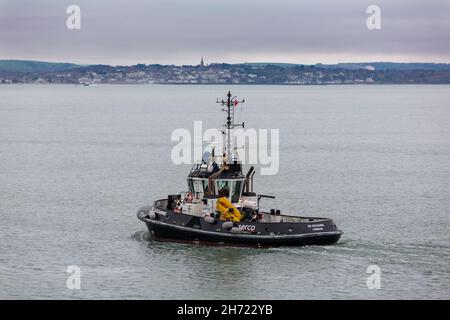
216,91,245,164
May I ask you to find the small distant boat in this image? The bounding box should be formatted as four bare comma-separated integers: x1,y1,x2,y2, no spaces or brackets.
76,82,90,86
137,91,343,247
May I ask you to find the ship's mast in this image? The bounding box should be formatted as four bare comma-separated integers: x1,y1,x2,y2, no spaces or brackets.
217,91,244,164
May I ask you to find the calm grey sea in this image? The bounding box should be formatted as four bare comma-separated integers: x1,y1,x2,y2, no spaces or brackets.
0,84,449,299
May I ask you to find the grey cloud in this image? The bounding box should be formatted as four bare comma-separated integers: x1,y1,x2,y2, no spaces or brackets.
0,0,449,65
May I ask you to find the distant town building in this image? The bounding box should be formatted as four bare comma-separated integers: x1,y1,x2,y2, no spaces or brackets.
200,57,205,67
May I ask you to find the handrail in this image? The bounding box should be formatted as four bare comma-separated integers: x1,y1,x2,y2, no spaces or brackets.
257,194,275,208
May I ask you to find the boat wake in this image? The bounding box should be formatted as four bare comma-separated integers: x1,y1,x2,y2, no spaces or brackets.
131,230,152,242
268,238,450,271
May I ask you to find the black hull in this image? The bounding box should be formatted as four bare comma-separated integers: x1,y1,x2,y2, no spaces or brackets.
147,221,341,247
138,205,342,248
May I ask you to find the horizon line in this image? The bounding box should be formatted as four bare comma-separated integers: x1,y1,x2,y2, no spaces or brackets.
1,58,450,67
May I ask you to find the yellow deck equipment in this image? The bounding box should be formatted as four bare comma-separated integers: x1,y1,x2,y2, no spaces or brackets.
216,197,242,222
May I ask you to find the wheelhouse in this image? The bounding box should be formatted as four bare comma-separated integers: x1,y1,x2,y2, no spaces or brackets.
187,177,245,203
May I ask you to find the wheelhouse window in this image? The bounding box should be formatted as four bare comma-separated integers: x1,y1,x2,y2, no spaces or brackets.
188,178,209,196
231,180,243,203
193,180,204,194
202,179,209,194
216,180,230,198
187,178,194,193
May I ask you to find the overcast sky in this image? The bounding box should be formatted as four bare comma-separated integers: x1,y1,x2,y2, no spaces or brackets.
0,0,449,65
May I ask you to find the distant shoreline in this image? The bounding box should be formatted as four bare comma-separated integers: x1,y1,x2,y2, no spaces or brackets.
2,83,450,86
2,60,450,85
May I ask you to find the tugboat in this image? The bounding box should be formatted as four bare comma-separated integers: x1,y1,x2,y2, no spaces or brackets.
137,91,343,247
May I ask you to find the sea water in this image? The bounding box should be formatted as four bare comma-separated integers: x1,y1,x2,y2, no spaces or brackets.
0,84,449,299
